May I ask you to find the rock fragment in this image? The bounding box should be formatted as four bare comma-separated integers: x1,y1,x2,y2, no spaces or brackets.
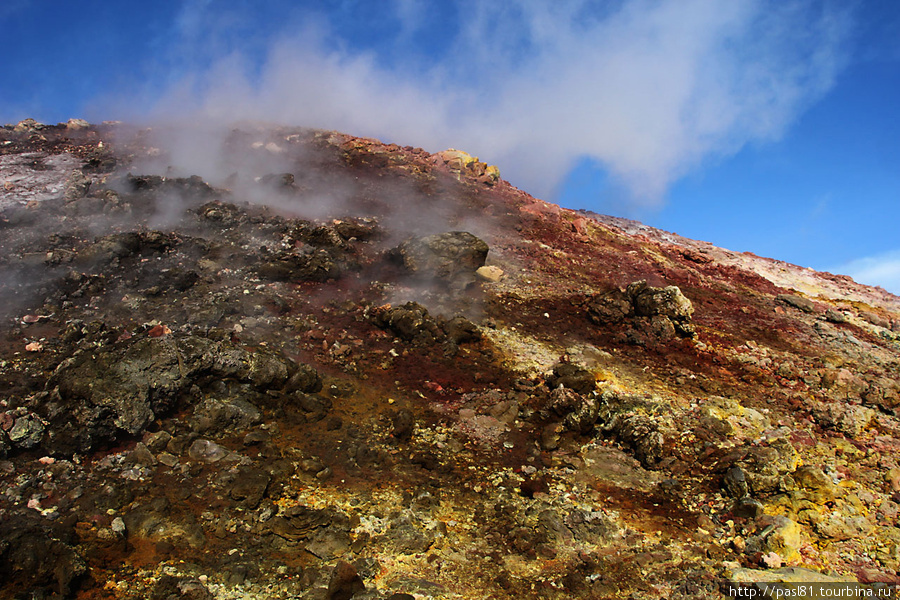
368,302,479,349
8,414,44,449
390,409,415,441
13,118,43,133
66,118,90,130
595,393,671,468
370,302,445,344
475,265,504,282
723,466,750,498
540,423,564,451
229,466,271,508
188,439,227,463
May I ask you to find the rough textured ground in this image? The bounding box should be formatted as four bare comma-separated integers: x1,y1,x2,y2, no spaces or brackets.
1,118,899,600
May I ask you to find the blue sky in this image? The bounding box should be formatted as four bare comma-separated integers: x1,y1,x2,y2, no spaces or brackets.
1,0,899,293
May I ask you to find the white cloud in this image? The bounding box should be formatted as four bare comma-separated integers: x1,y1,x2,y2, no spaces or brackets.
832,250,900,295
130,0,852,206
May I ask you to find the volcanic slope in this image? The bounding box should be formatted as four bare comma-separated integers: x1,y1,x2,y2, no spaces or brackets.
1,119,899,599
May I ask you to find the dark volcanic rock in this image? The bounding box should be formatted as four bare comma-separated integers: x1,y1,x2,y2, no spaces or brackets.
596,393,670,468
390,231,488,281
151,575,214,600
546,362,597,394
326,561,366,600
585,289,634,324
629,281,693,320
369,302,447,344
547,386,599,434
627,280,695,338
368,302,480,351
7,413,45,449
0,512,86,598
188,438,227,462
723,466,750,498
270,505,352,560
587,280,695,338
379,514,435,555
75,230,174,269
229,465,272,508
287,364,325,394
191,390,262,434
40,334,314,454
257,247,345,282
444,315,481,344
390,408,415,441
123,499,207,549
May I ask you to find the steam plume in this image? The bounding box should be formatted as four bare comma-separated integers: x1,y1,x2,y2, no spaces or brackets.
114,0,850,206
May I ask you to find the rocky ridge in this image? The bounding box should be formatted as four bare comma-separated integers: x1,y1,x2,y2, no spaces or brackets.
0,118,899,599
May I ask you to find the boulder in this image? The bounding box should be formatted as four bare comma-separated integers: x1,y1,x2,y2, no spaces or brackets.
587,280,696,338
122,501,207,549
8,413,45,449
738,437,801,495
862,378,900,414
436,149,477,171
13,118,43,133
390,231,488,281
228,466,271,508
629,281,694,321
723,466,750,498
369,302,446,344
191,394,262,435
791,466,839,504
700,397,770,441
257,248,345,282
187,439,227,463
368,302,480,349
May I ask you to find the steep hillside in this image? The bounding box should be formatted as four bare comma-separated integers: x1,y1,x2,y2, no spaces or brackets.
1,119,899,599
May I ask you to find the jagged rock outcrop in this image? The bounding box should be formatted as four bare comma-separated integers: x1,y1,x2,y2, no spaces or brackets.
586,279,696,338
435,148,500,185
38,334,317,454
